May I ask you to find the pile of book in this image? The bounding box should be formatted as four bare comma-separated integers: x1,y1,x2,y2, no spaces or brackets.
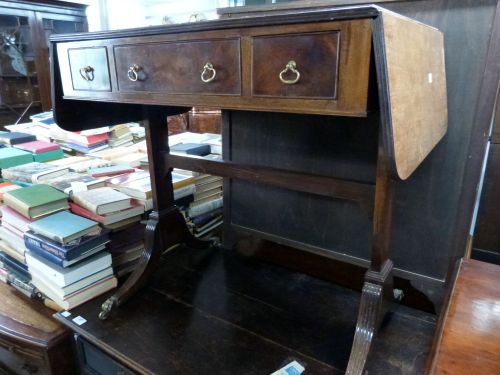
25,211,115,310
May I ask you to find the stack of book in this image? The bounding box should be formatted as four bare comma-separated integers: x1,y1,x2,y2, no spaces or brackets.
186,174,223,238
70,187,145,231
0,147,33,169
108,124,133,147
14,140,64,162
0,184,70,301
107,222,145,277
24,211,115,310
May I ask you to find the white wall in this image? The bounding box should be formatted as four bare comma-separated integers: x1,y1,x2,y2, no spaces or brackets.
86,0,233,31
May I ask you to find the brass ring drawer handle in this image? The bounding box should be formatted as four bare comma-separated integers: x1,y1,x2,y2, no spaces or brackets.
127,64,142,82
79,65,94,81
279,60,300,85
201,62,216,83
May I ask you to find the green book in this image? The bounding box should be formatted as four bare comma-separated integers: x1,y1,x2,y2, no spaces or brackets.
33,148,64,162
3,184,69,219
0,147,34,169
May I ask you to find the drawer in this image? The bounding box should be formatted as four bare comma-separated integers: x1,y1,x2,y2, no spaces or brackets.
75,334,135,375
68,47,111,91
251,31,340,99
114,39,241,95
0,337,47,375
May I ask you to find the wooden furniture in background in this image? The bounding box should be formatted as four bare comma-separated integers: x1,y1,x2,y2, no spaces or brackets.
0,283,75,374
472,94,500,263
49,6,446,374
0,0,87,127
427,259,500,374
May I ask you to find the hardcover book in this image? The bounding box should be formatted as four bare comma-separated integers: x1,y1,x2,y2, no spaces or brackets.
71,187,132,215
28,211,101,245
69,201,144,225
171,172,195,190
25,250,112,287
0,147,33,169
23,229,110,261
2,162,70,183
0,132,36,146
87,164,135,177
170,142,211,156
14,140,60,154
24,236,106,268
47,172,106,194
3,184,69,219
31,266,113,298
0,181,21,201
31,272,117,310
63,141,109,154
65,131,109,146
1,205,38,233
106,173,151,200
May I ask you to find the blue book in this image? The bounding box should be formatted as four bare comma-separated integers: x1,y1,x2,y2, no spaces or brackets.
0,147,33,169
0,132,36,146
28,211,100,245
63,141,108,154
24,229,110,262
170,143,211,156
0,251,30,280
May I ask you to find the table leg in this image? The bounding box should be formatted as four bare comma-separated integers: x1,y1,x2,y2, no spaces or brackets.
346,138,395,374
99,106,211,319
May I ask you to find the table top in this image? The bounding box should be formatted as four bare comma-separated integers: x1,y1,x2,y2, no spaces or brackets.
55,245,436,374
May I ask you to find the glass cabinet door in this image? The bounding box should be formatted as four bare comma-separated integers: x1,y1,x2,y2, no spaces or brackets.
0,12,40,126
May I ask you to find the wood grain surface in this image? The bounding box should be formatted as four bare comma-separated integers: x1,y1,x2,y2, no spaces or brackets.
381,9,448,180
429,259,500,374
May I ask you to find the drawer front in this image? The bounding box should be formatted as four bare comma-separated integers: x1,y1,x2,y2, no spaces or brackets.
75,335,135,375
114,39,241,95
252,31,340,99
0,337,47,375
68,47,111,91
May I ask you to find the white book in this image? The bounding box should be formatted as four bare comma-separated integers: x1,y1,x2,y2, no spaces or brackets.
25,251,112,288
72,187,132,215
34,273,117,310
31,266,113,298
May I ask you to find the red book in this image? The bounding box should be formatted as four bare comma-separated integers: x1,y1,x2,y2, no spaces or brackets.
66,132,109,146
14,140,60,154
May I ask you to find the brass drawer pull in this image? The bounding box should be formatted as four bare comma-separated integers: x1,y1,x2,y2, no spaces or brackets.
79,65,94,81
127,64,142,82
279,60,300,85
201,62,216,83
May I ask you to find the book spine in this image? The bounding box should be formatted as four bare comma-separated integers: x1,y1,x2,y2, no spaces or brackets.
3,195,30,218
5,268,41,299
187,197,223,218
24,233,67,260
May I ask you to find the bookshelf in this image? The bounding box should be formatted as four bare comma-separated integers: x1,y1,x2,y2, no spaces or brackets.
49,5,447,374
0,1,87,127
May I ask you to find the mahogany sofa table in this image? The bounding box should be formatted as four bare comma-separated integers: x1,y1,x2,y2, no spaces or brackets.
49,5,447,374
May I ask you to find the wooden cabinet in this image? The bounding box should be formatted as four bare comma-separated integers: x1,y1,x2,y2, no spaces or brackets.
0,0,87,127
0,283,75,374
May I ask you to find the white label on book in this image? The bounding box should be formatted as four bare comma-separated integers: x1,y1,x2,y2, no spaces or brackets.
270,361,305,375
61,311,71,318
71,181,88,193
72,316,87,326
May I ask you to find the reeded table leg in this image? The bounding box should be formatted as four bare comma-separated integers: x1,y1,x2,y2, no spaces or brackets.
346,137,395,374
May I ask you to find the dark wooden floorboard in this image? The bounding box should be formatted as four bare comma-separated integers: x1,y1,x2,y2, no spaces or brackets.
58,245,436,374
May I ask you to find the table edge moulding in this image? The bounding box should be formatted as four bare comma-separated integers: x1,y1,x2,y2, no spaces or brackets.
49,5,447,374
